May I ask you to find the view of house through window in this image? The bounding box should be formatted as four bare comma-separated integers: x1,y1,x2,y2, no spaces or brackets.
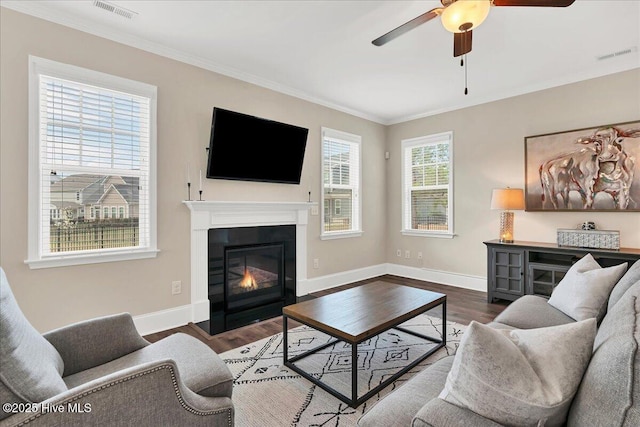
321,128,361,236
402,132,453,236
48,173,140,252
28,56,156,266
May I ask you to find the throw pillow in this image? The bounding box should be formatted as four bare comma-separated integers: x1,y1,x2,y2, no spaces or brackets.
607,260,640,312
0,268,66,403
568,281,640,427
548,254,627,321
439,319,597,427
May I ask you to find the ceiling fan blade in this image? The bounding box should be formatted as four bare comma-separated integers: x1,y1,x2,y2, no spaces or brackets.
492,0,575,7
372,8,442,46
453,30,472,57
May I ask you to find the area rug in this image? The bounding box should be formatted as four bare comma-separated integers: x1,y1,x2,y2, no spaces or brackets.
220,314,466,427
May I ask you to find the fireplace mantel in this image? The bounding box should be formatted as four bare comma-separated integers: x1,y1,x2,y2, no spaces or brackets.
183,201,314,324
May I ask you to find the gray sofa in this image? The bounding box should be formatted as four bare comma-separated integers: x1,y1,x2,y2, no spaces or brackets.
0,268,234,426
359,260,640,427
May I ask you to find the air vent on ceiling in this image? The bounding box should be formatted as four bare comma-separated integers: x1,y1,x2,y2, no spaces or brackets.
596,46,637,61
93,0,138,20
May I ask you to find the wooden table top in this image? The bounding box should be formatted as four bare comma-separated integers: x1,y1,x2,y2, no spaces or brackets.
283,281,446,343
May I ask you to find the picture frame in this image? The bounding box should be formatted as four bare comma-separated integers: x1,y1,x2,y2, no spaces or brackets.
524,120,640,211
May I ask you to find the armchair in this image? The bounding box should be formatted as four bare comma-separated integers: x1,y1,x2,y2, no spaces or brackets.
0,268,234,426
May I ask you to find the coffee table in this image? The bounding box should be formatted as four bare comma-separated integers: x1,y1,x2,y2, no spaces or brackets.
282,282,446,408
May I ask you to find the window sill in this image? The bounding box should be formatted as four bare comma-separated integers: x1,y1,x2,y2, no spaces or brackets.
320,231,363,240
25,248,160,269
401,230,455,239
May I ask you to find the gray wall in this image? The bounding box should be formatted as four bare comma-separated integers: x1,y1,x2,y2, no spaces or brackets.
0,8,387,331
386,69,640,278
1,7,638,333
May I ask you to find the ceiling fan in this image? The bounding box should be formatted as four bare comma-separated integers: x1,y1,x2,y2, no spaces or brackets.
372,0,575,57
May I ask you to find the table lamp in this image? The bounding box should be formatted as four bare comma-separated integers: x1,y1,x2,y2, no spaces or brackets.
490,188,525,243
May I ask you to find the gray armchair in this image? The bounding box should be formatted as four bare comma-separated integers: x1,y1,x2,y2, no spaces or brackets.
0,268,234,426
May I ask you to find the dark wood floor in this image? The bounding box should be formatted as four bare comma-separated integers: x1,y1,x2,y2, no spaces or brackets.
144,274,509,353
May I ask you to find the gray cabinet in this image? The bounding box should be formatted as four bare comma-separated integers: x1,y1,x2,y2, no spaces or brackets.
488,247,525,302
484,240,640,303
528,263,569,298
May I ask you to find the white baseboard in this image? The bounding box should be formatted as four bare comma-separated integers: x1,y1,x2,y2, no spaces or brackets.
133,263,486,334
133,304,192,336
384,263,486,292
298,264,388,295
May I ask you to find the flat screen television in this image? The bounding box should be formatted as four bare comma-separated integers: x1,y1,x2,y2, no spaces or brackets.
206,108,308,184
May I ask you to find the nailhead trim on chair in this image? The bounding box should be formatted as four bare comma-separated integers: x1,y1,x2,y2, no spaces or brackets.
13,364,232,426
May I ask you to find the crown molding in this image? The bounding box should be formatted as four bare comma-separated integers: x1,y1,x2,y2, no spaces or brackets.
387,61,640,125
2,2,638,127
1,2,387,125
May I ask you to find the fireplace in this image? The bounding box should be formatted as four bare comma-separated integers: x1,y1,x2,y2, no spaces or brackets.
183,201,312,333
225,243,283,311
205,225,296,334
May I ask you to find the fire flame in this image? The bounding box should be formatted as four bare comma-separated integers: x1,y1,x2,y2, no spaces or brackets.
239,268,258,290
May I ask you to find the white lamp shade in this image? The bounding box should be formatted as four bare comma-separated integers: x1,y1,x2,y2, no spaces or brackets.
441,0,491,33
491,188,525,210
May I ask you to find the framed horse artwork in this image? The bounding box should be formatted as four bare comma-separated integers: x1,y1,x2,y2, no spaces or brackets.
524,120,640,211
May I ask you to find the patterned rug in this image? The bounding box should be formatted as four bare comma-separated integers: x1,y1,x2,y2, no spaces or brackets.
220,314,466,427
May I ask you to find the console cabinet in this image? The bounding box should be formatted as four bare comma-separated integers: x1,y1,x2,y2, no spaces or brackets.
484,240,640,303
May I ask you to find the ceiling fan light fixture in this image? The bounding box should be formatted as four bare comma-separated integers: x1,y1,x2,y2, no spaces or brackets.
441,0,491,33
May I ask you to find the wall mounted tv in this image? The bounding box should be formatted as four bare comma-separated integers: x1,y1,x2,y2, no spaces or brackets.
206,108,309,184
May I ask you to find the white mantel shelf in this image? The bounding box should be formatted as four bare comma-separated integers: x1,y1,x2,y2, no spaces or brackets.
182,200,316,324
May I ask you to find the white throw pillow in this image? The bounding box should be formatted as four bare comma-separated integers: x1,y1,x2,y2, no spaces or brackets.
548,254,627,321
439,319,597,427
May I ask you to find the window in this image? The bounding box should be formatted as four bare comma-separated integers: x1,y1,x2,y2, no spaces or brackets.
27,56,158,268
401,132,454,237
119,207,125,219
321,127,361,238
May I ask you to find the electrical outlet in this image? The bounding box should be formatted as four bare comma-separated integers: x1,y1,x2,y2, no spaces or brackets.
311,205,319,216
313,258,319,269
171,280,182,295
417,251,423,260
396,249,402,257
405,250,410,259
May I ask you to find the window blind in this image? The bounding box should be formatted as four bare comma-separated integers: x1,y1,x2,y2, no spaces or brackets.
322,128,361,234
38,75,151,255
402,133,453,234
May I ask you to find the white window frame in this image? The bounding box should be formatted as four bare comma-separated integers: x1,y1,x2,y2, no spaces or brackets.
26,56,158,269
320,127,362,240
401,131,454,238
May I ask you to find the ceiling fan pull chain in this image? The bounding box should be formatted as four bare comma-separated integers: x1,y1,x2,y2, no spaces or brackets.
464,54,469,95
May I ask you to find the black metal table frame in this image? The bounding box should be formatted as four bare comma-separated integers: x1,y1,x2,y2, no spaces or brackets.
282,299,446,408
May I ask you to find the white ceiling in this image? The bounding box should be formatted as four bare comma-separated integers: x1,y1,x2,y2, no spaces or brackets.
3,0,639,124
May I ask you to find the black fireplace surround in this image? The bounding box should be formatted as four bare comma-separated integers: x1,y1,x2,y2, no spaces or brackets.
200,225,296,335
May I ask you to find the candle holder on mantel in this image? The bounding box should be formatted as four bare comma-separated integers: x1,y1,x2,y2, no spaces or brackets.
199,190,203,201
187,182,191,201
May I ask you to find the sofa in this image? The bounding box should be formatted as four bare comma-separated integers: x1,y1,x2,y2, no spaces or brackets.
359,257,640,427
0,268,235,426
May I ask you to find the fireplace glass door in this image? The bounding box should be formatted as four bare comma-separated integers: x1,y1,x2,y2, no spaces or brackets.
225,243,284,312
